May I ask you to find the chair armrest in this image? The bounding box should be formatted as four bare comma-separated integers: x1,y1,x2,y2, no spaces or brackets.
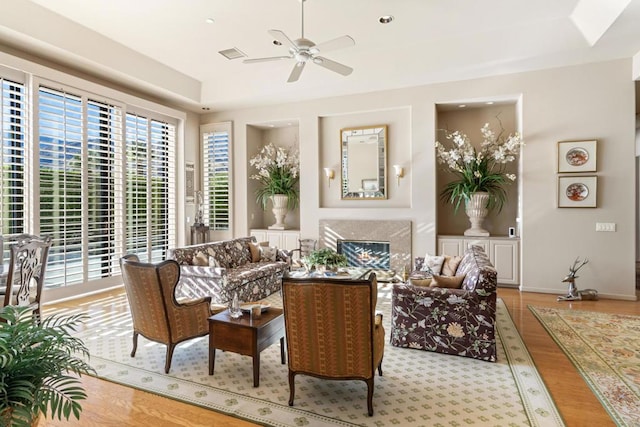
374,311,383,326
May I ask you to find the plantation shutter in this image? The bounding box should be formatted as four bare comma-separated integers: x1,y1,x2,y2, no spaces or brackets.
0,74,27,261
201,122,231,236
125,113,176,262
38,86,84,287
86,99,123,279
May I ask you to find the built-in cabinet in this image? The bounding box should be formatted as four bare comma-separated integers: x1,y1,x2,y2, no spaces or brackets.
437,235,520,286
250,229,300,254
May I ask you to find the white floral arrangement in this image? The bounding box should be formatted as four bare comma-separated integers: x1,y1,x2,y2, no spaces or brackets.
435,123,523,212
249,143,300,210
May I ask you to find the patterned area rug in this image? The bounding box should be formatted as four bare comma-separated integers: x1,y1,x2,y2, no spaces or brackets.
70,287,564,427
529,306,640,427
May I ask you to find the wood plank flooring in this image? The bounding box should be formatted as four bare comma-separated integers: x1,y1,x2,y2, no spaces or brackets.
37,287,639,427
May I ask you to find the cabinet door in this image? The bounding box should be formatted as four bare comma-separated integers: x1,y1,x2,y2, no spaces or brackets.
250,230,267,244
437,238,464,256
463,238,490,255
282,232,301,252
266,232,284,249
490,240,519,285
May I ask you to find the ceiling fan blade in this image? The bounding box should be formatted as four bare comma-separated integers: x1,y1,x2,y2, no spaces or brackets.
243,55,291,64
310,35,355,55
268,29,298,51
287,62,305,83
313,56,353,76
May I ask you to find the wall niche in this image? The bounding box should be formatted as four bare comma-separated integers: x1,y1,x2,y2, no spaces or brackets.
435,102,520,237
246,121,300,231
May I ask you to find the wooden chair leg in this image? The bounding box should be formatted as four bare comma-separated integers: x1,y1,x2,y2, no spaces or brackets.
288,370,296,407
365,378,374,416
378,357,383,376
165,343,176,374
131,332,139,357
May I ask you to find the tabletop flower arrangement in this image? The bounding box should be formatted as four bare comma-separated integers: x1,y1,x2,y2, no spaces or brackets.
435,123,523,213
250,143,300,210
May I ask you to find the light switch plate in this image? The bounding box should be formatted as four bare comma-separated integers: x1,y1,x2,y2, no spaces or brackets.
596,222,616,232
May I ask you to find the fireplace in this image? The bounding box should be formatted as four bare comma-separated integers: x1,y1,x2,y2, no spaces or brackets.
337,240,390,270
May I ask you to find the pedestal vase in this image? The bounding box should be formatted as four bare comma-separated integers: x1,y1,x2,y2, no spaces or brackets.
464,191,490,236
269,194,289,230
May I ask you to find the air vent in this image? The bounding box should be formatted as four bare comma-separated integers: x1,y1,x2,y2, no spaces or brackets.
218,48,246,60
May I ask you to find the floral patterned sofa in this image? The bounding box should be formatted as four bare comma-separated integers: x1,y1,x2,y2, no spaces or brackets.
166,236,289,305
390,245,497,362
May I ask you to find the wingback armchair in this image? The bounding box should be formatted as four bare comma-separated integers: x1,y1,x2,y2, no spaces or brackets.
282,273,385,416
120,254,213,373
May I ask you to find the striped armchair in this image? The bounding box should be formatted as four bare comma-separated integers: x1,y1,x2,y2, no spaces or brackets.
120,254,212,373
282,273,385,416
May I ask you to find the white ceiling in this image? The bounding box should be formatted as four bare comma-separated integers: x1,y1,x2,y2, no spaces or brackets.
1,0,639,113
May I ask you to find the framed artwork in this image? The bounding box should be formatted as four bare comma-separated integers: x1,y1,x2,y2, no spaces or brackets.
185,161,195,203
558,175,597,208
557,140,597,173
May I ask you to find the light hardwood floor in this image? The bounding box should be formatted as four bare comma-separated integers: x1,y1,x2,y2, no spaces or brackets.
37,287,639,427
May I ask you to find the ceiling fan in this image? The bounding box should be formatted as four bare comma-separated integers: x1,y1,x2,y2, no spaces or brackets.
243,0,355,83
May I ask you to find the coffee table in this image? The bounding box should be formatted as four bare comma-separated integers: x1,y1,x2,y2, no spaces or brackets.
208,307,285,387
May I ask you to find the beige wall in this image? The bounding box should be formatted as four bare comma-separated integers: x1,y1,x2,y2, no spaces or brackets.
202,58,637,300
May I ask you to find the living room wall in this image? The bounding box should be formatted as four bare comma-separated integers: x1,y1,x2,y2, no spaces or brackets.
201,58,637,300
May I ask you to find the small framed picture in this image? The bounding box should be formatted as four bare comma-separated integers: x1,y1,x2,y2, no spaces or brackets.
185,161,195,204
557,140,597,173
558,175,597,208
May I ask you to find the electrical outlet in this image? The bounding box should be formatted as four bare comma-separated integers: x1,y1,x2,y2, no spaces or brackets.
595,222,616,232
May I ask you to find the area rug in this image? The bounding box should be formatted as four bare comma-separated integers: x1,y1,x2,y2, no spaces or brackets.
529,306,640,427
70,289,564,427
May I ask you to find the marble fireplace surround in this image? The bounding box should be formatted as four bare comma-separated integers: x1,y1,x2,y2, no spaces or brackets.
319,220,412,273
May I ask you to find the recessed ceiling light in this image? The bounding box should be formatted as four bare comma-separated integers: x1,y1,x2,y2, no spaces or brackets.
379,15,394,24
205,18,215,24
458,104,467,108
486,101,495,105
202,107,211,111
273,40,282,46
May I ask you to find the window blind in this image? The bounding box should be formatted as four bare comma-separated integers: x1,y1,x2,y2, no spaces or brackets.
202,123,231,231
0,76,26,262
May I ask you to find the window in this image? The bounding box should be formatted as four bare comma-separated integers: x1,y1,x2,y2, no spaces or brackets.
201,122,231,236
126,113,176,263
0,73,26,261
38,86,124,288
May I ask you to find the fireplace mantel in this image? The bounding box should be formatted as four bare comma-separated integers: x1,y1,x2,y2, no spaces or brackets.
319,220,412,273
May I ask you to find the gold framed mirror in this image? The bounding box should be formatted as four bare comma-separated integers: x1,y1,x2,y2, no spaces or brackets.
340,125,388,200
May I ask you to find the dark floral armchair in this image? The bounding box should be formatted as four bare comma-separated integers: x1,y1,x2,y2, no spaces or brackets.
390,245,497,362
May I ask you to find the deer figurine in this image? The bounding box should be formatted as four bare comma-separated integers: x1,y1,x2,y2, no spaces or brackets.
557,257,597,301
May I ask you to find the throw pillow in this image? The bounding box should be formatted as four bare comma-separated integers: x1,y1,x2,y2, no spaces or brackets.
260,246,278,262
410,277,432,287
248,241,261,262
429,274,466,289
192,251,209,266
208,255,221,268
420,254,445,275
441,255,462,276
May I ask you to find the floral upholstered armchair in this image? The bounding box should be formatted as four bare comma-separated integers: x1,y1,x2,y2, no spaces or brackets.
390,245,497,362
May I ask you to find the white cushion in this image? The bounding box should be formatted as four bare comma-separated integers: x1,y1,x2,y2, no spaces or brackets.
420,254,445,275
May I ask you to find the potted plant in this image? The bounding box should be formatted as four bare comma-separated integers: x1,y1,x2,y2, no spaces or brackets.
436,122,523,213
249,143,300,211
0,306,95,426
303,248,348,272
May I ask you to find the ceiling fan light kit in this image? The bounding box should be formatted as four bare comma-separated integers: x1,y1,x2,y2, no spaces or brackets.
243,0,354,82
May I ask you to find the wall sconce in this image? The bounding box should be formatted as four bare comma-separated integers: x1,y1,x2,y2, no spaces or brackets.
393,165,404,186
324,168,335,187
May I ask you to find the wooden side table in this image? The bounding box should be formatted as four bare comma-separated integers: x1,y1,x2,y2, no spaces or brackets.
208,308,286,387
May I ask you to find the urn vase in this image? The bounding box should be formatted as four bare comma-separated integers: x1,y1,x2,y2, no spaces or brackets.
464,192,490,236
268,194,289,230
